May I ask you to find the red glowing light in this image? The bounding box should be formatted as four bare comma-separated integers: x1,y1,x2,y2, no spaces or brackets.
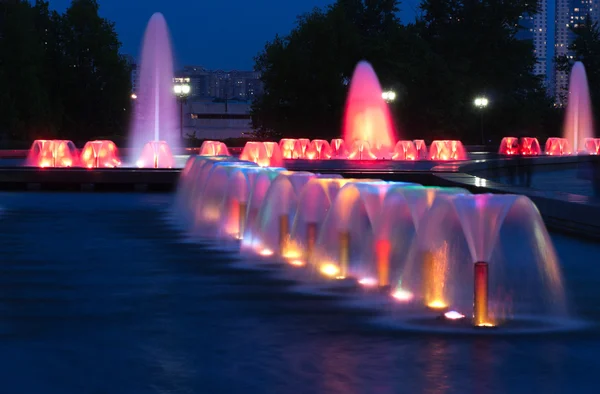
27,139,79,168
279,139,300,159
392,140,418,161
429,140,467,161
498,137,519,155
343,61,396,156
137,141,174,168
520,137,542,156
545,137,572,156
240,141,283,167
199,140,230,156
80,140,121,168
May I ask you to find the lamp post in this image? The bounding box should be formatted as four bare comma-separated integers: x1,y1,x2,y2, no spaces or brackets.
382,90,396,103
474,96,489,145
173,78,191,139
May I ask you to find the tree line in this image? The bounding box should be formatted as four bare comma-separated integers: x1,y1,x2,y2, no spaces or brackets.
0,0,131,147
251,0,600,144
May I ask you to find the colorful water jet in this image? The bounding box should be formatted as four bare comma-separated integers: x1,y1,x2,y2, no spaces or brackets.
498,137,541,156
429,140,467,160
172,154,573,331
199,141,230,156
563,62,594,152
80,140,121,168
130,13,178,160
343,61,397,158
137,141,175,168
545,137,571,156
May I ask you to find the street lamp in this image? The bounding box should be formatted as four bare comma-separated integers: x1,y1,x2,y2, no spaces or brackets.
474,96,489,145
382,90,396,102
174,78,191,139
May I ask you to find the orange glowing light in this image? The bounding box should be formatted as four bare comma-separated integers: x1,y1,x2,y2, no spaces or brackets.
290,259,305,267
240,141,283,167
320,263,340,277
199,140,230,156
428,300,448,309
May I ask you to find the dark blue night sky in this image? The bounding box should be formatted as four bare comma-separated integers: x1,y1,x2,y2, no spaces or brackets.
49,0,420,70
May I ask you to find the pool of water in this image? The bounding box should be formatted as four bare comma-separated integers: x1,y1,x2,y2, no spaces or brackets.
0,192,597,393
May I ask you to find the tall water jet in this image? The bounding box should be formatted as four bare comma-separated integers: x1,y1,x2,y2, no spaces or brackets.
564,62,594,152
343,61,397,157
131,13,179,159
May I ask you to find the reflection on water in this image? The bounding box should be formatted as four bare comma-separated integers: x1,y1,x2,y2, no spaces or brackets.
0,193,597,393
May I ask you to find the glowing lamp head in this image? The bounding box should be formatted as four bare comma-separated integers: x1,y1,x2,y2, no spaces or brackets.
474,97,489,108
392,288,414,302
320,263,340,277
444,311,465,320
358,277,378,287
259,249,274,257
427,300,448,310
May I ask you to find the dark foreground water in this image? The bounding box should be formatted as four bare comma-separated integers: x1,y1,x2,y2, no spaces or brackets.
0,192,598,394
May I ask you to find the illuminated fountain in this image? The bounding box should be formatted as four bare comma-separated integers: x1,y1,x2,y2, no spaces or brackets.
199,140,230,156
137,141,175,168
27,139,78,168
545,137,571,156
429,140,467,161
170,153,579,333
305,140,332,160
279,139,301,159
499,137,542,156
397,193,566,328
414,140,428,160
130,13,177,167
80,140,121,168
584,138,600,154
330,139,348,159
240,141,284,167
343,61,397,159
392,141,418,161
563,62,594,153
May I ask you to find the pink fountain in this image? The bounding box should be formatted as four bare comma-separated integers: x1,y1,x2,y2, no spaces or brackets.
563,62,594,153
343,61,397,159
413,140,428,159
305,139,332,160
240,141,284,167
80,140,121,168
545,137,571,156
429,140,467,160
584,138,600,155
27,139,78,168
131,13,177,167
137,141,175,168
392,141,418,161
199,140,230,156
330,138,349,159
499,137,542,156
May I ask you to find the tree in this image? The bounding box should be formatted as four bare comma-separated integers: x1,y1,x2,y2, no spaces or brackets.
418,0,553,142
59,0,131,141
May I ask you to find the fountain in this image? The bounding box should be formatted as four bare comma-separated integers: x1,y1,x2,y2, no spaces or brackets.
545,137,571,156
343,61,397,158
330,139,348,159
413,140,428,159
392,141,418,161
429,140,467,160
137,140,174,168
305,140,332,160
27,139,78,168
397,194,566,326
80,140,121,168
131,13,178,166
240,141,284,167
563,62,594,153
170,154,578,333
499,137,542,156
199,141,230,156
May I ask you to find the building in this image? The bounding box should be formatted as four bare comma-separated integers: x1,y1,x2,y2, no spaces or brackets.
183,98,253,140
554,0,600,104
176,66,263,101
123,55,138,94
518,1,549,82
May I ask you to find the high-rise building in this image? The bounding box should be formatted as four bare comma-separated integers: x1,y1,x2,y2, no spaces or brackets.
554,0,600,104
518,1,549,82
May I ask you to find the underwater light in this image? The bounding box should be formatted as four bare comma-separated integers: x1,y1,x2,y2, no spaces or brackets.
444,311,465,320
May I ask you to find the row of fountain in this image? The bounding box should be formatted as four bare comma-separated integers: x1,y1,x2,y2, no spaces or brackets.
26,139,174,168
499,136,600,156
173,154,566,329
